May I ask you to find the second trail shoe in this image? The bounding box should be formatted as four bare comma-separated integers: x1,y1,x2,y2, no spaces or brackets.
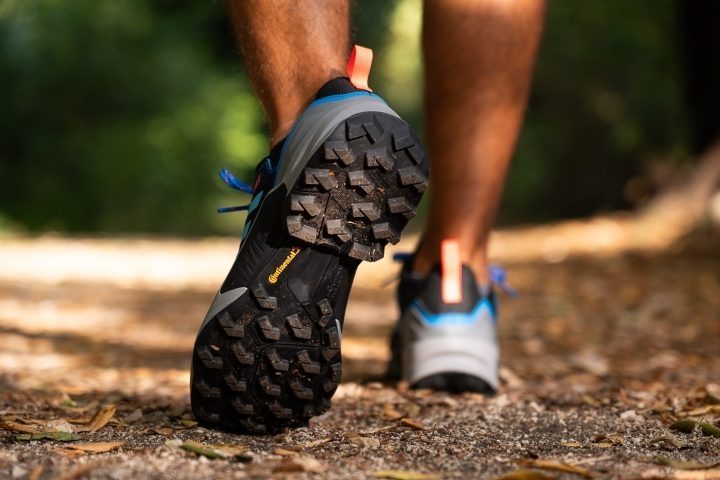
387,240,509,394
191,46,428,434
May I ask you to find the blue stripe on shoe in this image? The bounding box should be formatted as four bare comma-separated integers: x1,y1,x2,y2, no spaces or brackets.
410,297,496,326
247,191,264,216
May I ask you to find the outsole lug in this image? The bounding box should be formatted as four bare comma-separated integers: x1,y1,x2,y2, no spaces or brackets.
231,342,255,365
197,346,223,369
195,380,221,398
224,374,247,392
286,313,312,340
324,140,354,165
217,311,244,337
304,168,338,191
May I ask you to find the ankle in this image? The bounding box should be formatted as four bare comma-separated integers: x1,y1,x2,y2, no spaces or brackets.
411,240,490,285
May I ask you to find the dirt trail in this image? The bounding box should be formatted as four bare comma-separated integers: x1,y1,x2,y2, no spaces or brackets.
0,221,718,479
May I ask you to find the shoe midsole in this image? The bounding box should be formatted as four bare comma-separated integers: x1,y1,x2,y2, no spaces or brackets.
406,337,500,390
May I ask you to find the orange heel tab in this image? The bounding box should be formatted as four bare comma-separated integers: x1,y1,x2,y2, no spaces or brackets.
347,45,373,91
441,239,462,304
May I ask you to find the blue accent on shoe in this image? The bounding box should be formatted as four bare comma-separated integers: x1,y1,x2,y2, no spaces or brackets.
310,91,375,107
410,297,496,326
489,265,518,298
220,168,254,194
246,191,263,215
217,205,249,213
393,252,414,263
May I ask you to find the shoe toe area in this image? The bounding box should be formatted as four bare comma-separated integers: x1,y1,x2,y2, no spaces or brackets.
411,372,496,395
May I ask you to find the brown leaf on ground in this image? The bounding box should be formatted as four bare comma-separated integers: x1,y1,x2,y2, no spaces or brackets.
498,470,556,480
301,437,332,449
78,404,116,432
592,434,624,448
641,469,720,479
400,418,426,430
373,470,442,480
562,441,583,448
66,441,124,454
520,459,595,478
274,447,300,456
272,456,326,474
382,402,404,420
654,456,720,470
1,420,39,433
683,405,720,416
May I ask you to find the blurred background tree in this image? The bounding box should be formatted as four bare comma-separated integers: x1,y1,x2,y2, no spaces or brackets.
1,0,713,235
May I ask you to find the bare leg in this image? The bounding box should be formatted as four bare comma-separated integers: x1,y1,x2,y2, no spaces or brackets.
414,0,545,282
227,0,350,147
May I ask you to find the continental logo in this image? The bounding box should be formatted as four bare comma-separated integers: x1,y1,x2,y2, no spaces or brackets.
268,247,302,284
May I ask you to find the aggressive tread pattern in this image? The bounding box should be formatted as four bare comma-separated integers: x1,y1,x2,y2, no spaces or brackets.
285,111,428,261
192,110,427,435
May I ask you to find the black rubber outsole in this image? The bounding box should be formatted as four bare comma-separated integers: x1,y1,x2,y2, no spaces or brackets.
191,111,427,434
285,111,427,261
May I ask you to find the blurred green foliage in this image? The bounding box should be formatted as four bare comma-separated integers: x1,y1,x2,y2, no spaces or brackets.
0,0,689,234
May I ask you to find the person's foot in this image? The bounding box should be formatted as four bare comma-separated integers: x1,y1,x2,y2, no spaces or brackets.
387,242,500,394
191,48,428,434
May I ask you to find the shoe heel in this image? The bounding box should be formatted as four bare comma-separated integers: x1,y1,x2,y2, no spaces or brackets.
406,337,500,392
285,111,428,262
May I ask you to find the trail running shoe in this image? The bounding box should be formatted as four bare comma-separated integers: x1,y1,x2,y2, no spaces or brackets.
387,241,513,394
191,46,428,433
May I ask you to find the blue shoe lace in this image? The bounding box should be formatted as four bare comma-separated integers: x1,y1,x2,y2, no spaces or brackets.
392,252,517,297
216,168,254,213
216,157,276,213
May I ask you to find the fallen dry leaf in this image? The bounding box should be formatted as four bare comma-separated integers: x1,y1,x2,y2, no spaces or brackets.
592,434,624,448
373,470,441,480
683,405,720,416
641,469,720,480
78,404,116,432
274,447,299,456
1,420,39,433
400,418,426,430
521,459,594,478
272,456,326,474
654,456,720,470
66,441,124,454
382,402,404,421
498,470,556,480
302,437,332,448
562,441,583,448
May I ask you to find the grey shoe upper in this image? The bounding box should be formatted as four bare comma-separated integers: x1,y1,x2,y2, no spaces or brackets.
393,263,500,391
